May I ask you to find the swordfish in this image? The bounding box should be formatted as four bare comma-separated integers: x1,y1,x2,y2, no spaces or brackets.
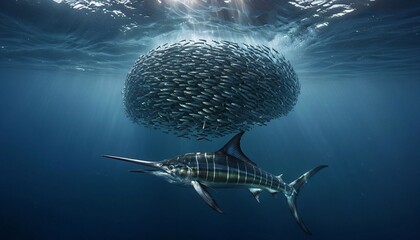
103,132,327,235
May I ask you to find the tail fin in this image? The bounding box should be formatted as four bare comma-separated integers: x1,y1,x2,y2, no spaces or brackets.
285,165,328,235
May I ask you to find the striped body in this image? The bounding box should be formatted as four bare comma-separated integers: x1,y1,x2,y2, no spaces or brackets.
170,152,287,193
103,131,327,235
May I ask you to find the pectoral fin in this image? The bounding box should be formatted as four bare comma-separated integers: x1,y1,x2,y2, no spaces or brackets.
191,181,223,213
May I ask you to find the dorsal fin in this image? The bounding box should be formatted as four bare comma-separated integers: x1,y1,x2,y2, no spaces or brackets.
218,131,257,166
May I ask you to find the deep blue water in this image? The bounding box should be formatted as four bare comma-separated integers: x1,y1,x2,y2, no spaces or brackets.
1,0,420,239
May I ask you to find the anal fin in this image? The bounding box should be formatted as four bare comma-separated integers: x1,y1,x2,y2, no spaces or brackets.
192,181,223,213
249,188,263,203
268,189,279,198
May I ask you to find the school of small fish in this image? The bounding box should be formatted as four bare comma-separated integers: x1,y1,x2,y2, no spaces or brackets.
124,39,300,139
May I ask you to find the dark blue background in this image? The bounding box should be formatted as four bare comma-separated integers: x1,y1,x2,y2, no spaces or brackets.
1,0,420,239
1,68,419,239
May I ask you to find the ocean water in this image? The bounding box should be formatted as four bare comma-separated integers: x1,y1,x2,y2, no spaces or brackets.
1,0,420,239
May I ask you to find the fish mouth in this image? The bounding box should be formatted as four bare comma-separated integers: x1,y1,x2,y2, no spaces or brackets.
102,155,176,180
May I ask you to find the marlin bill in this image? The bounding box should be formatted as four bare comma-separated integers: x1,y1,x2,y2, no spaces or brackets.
103,132,327,235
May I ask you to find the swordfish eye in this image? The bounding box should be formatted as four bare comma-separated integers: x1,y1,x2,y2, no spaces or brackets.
168,165,174,171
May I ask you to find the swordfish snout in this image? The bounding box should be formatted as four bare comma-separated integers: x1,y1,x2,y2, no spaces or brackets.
102,155,162,169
